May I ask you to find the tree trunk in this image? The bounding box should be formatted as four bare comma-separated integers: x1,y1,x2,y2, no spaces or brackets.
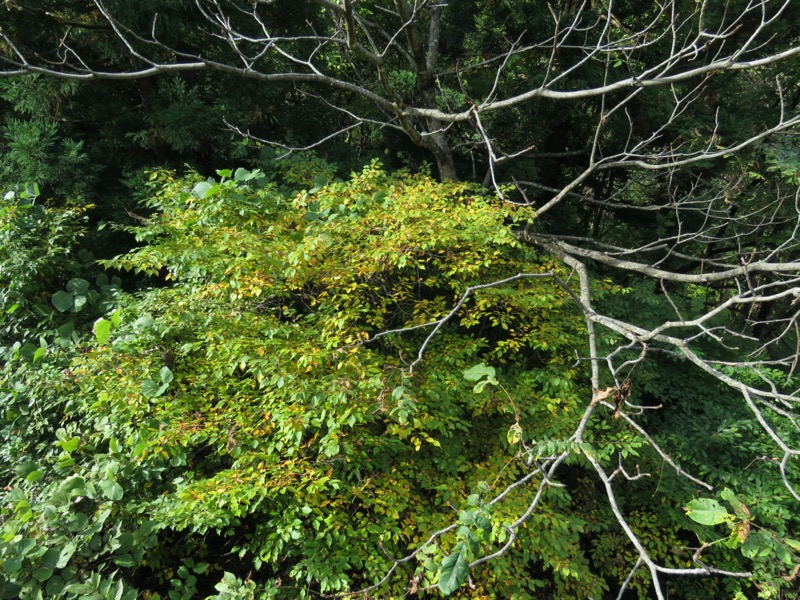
427,128,458,181
393,0,457,181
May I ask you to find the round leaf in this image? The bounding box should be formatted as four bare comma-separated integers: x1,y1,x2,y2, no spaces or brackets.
72,294,87,312
52,291,74,313
464,363,495,382
192,181,213,198
99,480,124,501
66,278,90,295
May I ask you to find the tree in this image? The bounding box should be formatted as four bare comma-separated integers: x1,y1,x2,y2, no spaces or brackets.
2,1,800,598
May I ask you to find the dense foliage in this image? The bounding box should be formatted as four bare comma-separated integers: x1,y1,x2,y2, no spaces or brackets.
1,161,581,594
2,1,800,599
1,159,797,599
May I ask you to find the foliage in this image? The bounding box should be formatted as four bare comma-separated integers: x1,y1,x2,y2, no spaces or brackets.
1,160,613,597
685,488,800,596
0,187,88,343
2,1,800,596
2,152,798,597
0,187,133,599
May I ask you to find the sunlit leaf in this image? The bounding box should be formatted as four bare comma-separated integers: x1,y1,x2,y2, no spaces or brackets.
685,498,733,526
94,317,112,344
464,363,495,382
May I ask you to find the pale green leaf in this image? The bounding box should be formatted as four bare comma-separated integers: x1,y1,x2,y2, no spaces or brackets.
193,181,213,198
464,363,495,382
94,318,112,344
685,498,733,526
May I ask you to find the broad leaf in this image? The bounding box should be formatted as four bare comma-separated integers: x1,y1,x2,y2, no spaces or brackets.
438,544,470,595
94,318,112,344
66,278,90,295
52,290,74,312
141,379,168,398
159,366,174,384
463,363,495,382
193,181,214,198
685,498,733,526
99,480,124,501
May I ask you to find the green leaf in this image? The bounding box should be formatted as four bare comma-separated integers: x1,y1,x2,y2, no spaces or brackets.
785,539,800,552
56,543,76,568
49,476,85,506
19,343,38,359
113,554,138,568
59,437,79,452
45,576,65,596
142,379,168,398
132,315,156,332
741,531,771,558
685,498,733,526
507,424,522,445
4,555,24,573
193,181,213,198
56,428,80,452
66,278,90,295
54,454,75,472
62,582,96,595
94,318,112,344
32,566,53,582
721,488,750,519
52,291,74,313
56,476,86,499
438,544,470,595
15,461,39,478
110,532,134,554
25,469,44,483
40,549,61,570
464,363,495,382
99,480,124,501
56,321,75,341
192,562,210,574
73,294,87,312
457,525,476,544
23,182,40,198
159,366,174,385
56,429,79,452
473,379,496,393
474,514,491,534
